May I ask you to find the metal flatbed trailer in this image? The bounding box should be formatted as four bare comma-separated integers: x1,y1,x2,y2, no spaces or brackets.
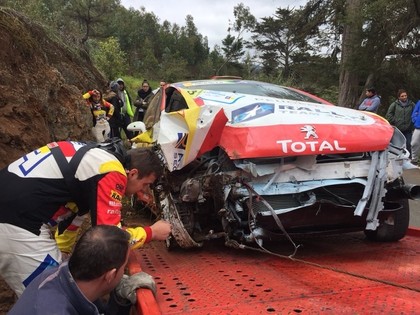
128,228,420,314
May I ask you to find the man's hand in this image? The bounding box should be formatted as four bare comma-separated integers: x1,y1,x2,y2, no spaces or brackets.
150,220,171,240
115,272,157,304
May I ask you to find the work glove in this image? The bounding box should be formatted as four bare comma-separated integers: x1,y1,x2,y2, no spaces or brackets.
115,272,157,304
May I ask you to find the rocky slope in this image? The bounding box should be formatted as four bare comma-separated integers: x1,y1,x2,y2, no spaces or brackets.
0,8,109,311
0,7,106,168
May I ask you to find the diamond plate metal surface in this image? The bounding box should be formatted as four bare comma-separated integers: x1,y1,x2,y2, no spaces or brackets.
132,231,420,314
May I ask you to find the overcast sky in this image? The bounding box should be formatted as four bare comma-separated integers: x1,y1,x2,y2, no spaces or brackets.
120,0,307,48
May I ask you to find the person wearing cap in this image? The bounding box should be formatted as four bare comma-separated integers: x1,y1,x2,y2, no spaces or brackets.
358,87,381,113
115,78,134,139
83,89,114,142
0,141,172,297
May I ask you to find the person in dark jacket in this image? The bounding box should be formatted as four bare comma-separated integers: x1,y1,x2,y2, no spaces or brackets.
386,89,415,155
104,81,124,139
134,80,153,122
8,225,157,315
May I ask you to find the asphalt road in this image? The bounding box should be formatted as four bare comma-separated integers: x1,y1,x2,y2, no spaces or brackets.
404,168,420,228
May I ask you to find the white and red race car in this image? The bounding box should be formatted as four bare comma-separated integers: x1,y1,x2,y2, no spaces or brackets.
132,78,419,251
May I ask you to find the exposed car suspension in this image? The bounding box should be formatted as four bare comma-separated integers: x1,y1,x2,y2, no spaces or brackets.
242,182,302,258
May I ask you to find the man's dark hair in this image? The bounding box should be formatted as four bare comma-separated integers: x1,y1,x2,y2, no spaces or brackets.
69,225,130,281
397,89,407,97
366,87,376,94
127,148,163,179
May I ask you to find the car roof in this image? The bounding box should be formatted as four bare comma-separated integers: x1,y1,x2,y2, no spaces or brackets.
172,79,332,105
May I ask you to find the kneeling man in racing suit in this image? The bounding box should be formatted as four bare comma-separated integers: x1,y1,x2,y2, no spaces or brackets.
0,139,171,296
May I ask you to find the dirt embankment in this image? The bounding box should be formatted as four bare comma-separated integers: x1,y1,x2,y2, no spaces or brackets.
0,7,109,312
0,7,107,168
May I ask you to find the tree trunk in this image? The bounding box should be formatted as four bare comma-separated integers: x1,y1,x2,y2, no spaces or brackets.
338,0,363,109
414,0,420,17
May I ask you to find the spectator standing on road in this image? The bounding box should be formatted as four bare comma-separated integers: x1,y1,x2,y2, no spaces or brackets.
386,89,415,155
0,140,171,296
116,78,134,139
134,80,153,122
9,225,158,315
104,81,124,139
83,89,114,142
410,100,420,165
358,87,381,113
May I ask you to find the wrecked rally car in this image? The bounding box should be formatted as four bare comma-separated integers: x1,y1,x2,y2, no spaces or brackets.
131,79,420,251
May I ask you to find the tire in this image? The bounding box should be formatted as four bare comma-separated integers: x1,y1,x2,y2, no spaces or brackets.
364,199,410,242
165,236,180,251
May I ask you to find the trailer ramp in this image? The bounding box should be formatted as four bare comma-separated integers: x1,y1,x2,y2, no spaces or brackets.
129,229,420,314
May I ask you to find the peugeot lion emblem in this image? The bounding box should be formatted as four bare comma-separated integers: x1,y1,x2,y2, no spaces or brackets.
300,125,318,139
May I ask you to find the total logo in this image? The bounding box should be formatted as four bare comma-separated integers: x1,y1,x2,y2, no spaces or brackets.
276,125,347,154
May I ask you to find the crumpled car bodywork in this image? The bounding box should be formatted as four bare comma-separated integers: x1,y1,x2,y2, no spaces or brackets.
136,79,420,251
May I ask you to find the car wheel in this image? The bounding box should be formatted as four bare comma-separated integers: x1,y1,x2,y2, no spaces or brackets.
165,236,179,251
160,193,203,249
364,199,410,242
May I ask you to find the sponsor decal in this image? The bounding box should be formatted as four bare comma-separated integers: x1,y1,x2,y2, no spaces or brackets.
300,125,318,139
186,89,200,96
172,152,184,170
232,103,275,123
109,201,122,207
106,209,122,215
276,125,347,153
176,133,188,150
277,104,362,122
46,142,59,149
199,91,244,104
278,104,347,117
276,139,347,153
115,183,124,192
110,190,122,201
